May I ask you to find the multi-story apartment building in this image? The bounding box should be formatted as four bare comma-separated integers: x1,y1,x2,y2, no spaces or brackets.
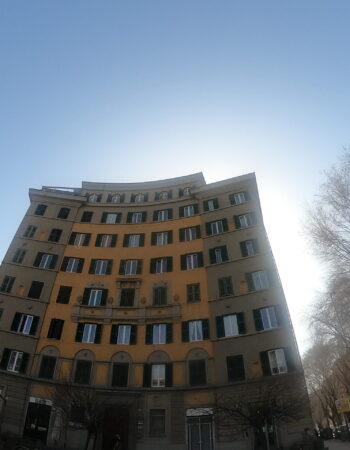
0,173,311,450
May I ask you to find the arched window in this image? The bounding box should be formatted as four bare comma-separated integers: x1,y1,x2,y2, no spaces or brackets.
111,352,132,387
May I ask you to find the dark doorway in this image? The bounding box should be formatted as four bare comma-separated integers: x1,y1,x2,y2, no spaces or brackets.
23,402,51,443
102,406,129,450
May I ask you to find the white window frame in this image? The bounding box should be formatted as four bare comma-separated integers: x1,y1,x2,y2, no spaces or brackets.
82,324,97,343
155,258,167,274
106,213,118,224
214,248,223,264
233,192,247,205
74,233,87,246
186,254,198,270
223,315,239,337
135,193,144,203
18,314,34,334
183,205,195,217
183,187,191,196
88,193,98,203
88,290,102,306
100,234,112,247
260,307,278,329
151,364,166,387
210,221,224,235
159,191,168,200
238,213,254,228
125,260,138,275
24,225,36,238
117,325,131,345
252,270,269,290
156,232,168,246
207,200,216,211
111,194,121,203
157,210,168,221
128,234,140,247
66,258,80,273
189,320,203,342
268,349,287,375
184,227,197,241
244,240,257,256
95,260,108,275
39,254,54,269
132,212,142,224
152,324,166,344
7,351,23,372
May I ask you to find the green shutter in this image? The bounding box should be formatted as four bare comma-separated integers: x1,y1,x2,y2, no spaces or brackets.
205,222,212,236
119,260,125,275
101,289,108,306
167,257,173,272
168,208,173,219
193,204,199,214
240,241,248,257
89,260,96,274
19,352,29,374
143,364,151,387
11,313,22,332
179,228,185,242
0,348,11,369
142,212,147,222
77,259,84,273
69,233,76,245
216,316,224,338
165,363,173,387
179,206,184,217
180,255,186,270
83,234,91,246
166,323,173,343
202,319,210,339
260,351,271,376
130,325,137,344
106,260,113,274
75,323,84,342
145,325,152,344
110,325,118,344
253,309,264,331
82,288,90,305
33,252,43,267
209,249,215,264
30,316,39,336
111,235,117,247
94,325,102,344
182,322,189,342
198,252,204,267
101,212,107,223
237,313,246,334
222,218,228,232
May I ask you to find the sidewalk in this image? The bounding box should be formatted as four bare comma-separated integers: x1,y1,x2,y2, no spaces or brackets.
324,439,350,450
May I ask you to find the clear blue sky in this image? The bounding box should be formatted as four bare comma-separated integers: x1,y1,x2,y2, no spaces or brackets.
1,0,349,351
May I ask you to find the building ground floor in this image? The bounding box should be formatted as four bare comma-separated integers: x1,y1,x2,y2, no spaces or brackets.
0,371,312,450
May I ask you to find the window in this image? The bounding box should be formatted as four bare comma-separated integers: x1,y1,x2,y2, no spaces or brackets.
179,187,191,197
126,211,146,224
81,211,93,222
153,286,167,305
153,209,172,222
226,355,245,382
189,360,206,386
149,409,166,437
38,355,56,379
27,281,44,299
246,270,270,291
47,319,64,339
57,207,70,219
48,228,62,243
0,276,15,293
24,225,37,238
187,414,213,450
89,259,112,275
240,239,259,257
110,324,137,345
74,360,92,384
120,288,135,307
209,246,228,264
61,257,84,273
88,193,101,203
179,225,201,241
151,231,172,246
132,193,147,203
146,323,172,344
181,252,203,270
11,313,39,335
150,257,172,274
179,204,198,218
111,363,129,387
107,193,124,203
187,283,200,303
254,306,280,331
56,286,72,304
75,323,102,344
205,218,228,236
33,252,58,270
218,277,233,297
34,204,47,216
101,212,121,224
229,191,250,205
69,232,91,246
12,248,26,264
156,190,172,201
268,349,287,375
203,198,219,211
0,349,28,374
216,313,245,338
182,319,209,342
143,363,172,387
123,234,144,247
95,234,117,247
234,212,256,229
119,259,142,275
82,288,108,306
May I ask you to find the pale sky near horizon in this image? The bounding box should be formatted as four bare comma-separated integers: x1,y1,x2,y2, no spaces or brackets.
1,0,349,353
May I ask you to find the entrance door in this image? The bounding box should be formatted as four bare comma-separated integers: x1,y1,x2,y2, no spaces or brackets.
102,406,129,450
23,402,51,443
187,416,213,450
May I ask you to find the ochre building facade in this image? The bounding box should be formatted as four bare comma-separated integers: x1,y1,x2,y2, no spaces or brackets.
0,173,311,449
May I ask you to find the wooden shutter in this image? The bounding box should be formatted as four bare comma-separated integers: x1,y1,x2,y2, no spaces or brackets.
227,355,245,382
106,260,113,275
202,319,210,339
139,234,145,246
61,258,69,271
222,218,228,232
19,352,29,374
30,316,39,336
216,316,225,338
197,252,204,267
110,325,118,344
130,325,137,344
111,234,117,247
0,348,11,369
143,364,151,387
56,286,71,304
222,246,228,261
75,323,84,342
151,232,157,246
244,190,251,201
119,260,125,275
11,313,22,332
95,235,102,247
123,234,129,247
275,304,285,326
142,212,147,222
89,260,96,274
77,259,84,273
165,363,173,387
179,228,185,242
33,252,43,267
153,211,159,221
234,215,241,229
253,239,260,253
205,222,212,236
260,351,271,376
166,257,173,272
145,325,152,344
49,254,58,270
213,198,219,209
83,234,91,246
193,204,199,214
166,323,173,343
69,233,77,245
180,255,186,270
94,325,102,343
168,209,173,219
209,249,216,264
246,273,255,292
203,200,209,212
100,289,108,306
82,288,90,305
168,230,173,243
253,309,264,331
240,241,248,257
284,347,296,372
126,212,133,223
101,212,107,223
179,206,184,217
237,313,246,334
136,260,142,274
195,225,201,238
182,322,189,342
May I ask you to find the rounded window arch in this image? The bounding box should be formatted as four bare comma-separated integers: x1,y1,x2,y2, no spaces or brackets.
186,348,210,386
72,350,95,385
144,351,172,388
110,352,132,387
37,346,60,379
